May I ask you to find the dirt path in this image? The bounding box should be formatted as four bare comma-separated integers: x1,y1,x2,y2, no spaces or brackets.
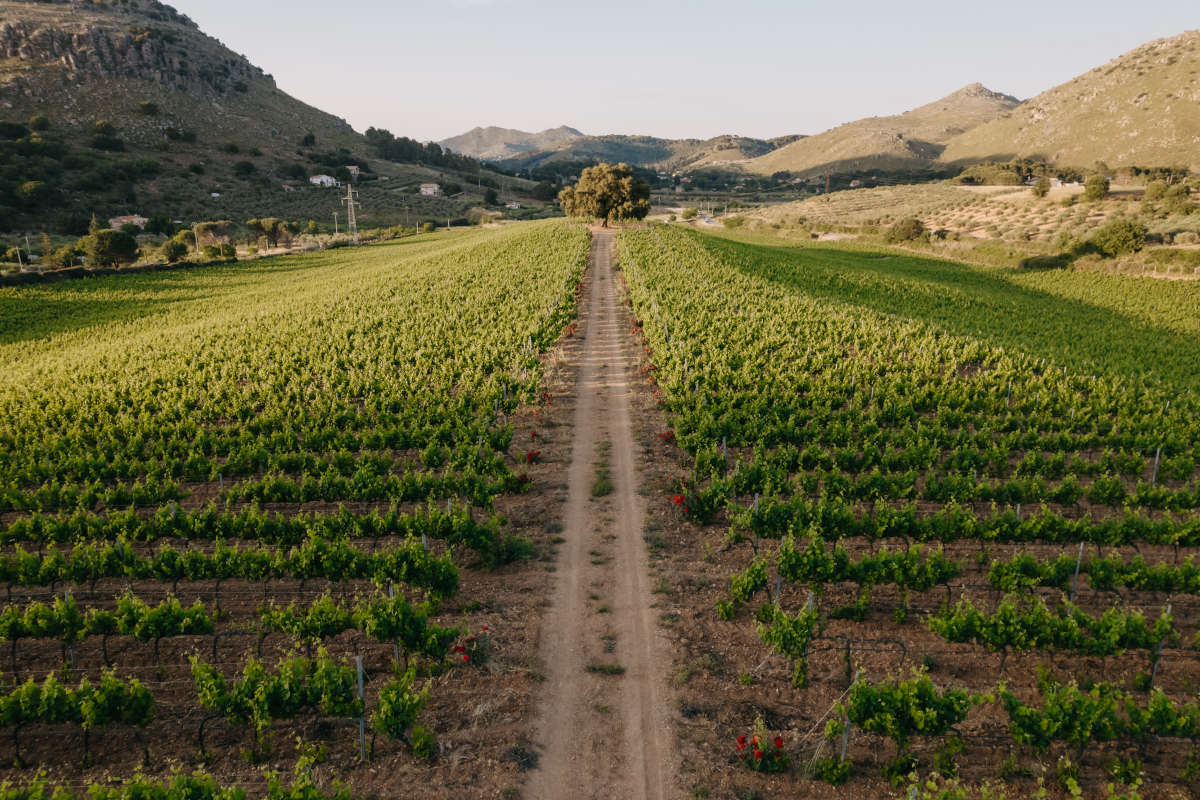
525,230,676,800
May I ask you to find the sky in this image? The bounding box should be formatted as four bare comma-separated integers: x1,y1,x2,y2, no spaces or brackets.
173,0,1198,143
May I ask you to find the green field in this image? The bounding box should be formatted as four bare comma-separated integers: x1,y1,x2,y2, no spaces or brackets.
3,218,1200,797
0,221,587,790
620,225,1200,797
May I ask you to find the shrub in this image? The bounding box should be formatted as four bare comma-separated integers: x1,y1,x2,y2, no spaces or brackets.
886,217,926,243
28,115,50,131
89,134,124,152
420,222,436,234
161,240,188,263
232,161,256,178
681,208,698,220
1090,219,1147,257
1144,180,1167,201
201,244,221,259
219,243,237,259
1032,177,1050,198
1019,253,1073,270
48,243,82,268
83,229,139,267
138,101,159,116
722,215,745,228
173,229,196,249
1084,174,1110,201
16,180,53,209
1163,184,1196,216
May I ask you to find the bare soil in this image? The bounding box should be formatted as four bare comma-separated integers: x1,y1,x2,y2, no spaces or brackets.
524,230,677,800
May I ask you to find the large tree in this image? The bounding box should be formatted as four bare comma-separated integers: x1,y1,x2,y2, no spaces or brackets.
558,163,651,226
83,229,138,267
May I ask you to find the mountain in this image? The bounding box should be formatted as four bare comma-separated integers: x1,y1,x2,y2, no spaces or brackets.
744,83,1020,176
439,125,583,161
0,0,503,234
480,132,800,173
940,31,1200,170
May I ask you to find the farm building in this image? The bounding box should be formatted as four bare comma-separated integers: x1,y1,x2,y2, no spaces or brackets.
345,165,361,178
420,183,442,196
108,214,148,230
506,201,522,210
310,174,338,188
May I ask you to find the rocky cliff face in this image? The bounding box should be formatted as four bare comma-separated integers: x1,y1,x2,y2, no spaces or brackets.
0,0,270,101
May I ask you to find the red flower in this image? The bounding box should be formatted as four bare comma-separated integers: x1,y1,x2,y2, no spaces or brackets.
774,737,783,748
482,625,488,631
683,507,689,513
739,753,746,761
753,749,762,759
751,734,759,745
462,654,469,663
672,494,684,505
737,735,746,746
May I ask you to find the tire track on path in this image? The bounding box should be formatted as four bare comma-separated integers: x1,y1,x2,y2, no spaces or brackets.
526,229,676,800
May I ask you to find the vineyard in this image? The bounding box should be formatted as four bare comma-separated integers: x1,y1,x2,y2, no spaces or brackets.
0,222,588,796
618,224,1200,798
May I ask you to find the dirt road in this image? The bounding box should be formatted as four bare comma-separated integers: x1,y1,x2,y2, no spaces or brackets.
525,229,676,800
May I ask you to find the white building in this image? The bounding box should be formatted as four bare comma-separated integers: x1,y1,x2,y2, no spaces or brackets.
506,201,522,210
345,165,361,178
310,174,338,188
419,183,442,196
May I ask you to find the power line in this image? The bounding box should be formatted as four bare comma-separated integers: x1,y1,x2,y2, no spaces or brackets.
340,184,361,244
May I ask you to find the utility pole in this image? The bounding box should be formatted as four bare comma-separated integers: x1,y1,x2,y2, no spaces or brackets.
341,183,361,244
333,211,339,235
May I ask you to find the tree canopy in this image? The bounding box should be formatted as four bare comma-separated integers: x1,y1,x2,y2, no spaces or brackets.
558,163,651,226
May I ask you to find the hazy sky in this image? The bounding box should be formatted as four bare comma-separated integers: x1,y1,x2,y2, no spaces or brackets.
173,0,1197,143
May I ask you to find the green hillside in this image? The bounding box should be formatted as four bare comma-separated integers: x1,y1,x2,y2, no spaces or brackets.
941,30,1200,170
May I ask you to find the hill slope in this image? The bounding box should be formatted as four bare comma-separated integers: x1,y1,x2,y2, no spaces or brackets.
481,132,798,172
940,31,1200,170
439,125,583,161
0,0,504,233
744,83,1019,176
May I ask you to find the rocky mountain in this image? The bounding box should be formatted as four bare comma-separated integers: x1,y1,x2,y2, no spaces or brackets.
478,132,799,173
439,125,583,162
0,0,495,234
940,31,1200,170
745,83,1020,176
0,0,364,155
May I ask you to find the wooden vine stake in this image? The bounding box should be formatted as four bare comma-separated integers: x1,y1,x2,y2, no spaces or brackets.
1148,602,1172,690
356,654,366,760
1069,541,1085,602
840,668,864,763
